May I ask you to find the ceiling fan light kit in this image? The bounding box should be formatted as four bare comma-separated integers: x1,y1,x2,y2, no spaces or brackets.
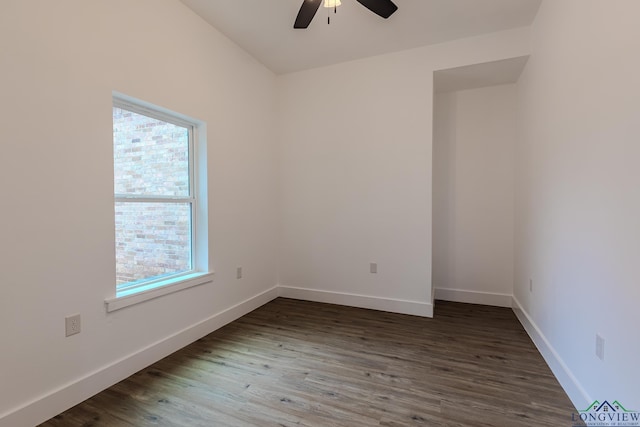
294,0,398,29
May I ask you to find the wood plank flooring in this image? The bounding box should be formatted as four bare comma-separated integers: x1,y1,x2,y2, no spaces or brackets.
40,298,582,426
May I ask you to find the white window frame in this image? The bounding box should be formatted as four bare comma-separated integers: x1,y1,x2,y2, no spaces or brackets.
106,93,212,312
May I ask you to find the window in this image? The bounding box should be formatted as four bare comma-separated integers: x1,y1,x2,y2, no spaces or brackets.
107,95,211,311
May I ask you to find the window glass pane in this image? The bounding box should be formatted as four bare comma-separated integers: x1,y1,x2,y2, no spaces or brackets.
115,202,192,286
113,107,190,197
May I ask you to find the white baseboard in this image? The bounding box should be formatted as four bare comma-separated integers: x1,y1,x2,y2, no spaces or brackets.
1,286,280,427
434,288,512,307
278,286,433,318
511,295,591,410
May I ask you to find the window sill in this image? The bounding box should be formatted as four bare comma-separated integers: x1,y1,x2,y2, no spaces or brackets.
105,272,214,312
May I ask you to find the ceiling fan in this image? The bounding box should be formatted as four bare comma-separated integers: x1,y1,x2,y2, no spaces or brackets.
294,0,398,29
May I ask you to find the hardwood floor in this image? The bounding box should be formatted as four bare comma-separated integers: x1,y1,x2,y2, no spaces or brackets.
40,298,581,426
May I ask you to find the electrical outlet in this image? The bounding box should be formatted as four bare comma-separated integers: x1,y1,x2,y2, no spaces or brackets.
236,267,243,279
370,262,378,274
65,314,81,337
529,279,533,292
596,334,605,360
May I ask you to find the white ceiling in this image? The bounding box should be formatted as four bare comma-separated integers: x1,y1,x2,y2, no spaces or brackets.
180,0,541,74
434,56,530,93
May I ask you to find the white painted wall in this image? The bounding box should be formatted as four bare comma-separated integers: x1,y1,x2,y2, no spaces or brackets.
514,0,640,408
433,85,516,307
0,1,278,425
0,8,534,423
277,58,434,315
277,29,530,316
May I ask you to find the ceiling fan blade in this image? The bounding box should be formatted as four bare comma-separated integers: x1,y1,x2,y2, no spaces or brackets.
355,0,398,19
294,0,323,29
